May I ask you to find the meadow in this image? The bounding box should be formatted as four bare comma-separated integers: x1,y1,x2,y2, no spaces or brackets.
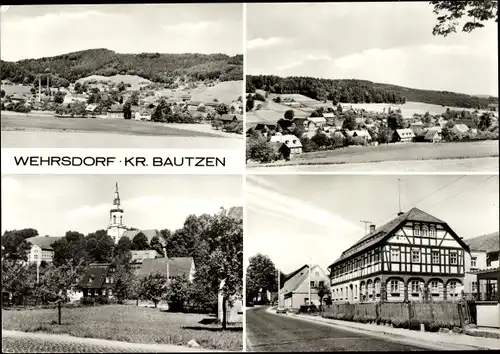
1,305,242,351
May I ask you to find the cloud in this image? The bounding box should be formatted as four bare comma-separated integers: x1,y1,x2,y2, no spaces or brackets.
246,176,360,235
420,44,468,56
162,21,215,33
247,37,293,50
276,54,332,71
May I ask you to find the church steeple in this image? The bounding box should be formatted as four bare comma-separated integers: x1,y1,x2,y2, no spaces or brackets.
107,182,126,244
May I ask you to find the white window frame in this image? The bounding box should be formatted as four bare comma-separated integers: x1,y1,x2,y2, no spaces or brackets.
450,252,458,265
391,249,400,262
412,250,420,263
414,225,420,236
471,257,477,268
390,280,399,293
422,225,428,237
411,280,420,293
429,226,436,238
431,280,439,293
432,251,439,264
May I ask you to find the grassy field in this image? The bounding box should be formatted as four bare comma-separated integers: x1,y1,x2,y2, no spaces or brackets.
1,112,221,138
1,305,242,351
76,74,152,90
1,83,33,96
248,141,499,169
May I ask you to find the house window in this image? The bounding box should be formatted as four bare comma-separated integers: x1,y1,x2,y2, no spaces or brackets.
414,225,420,236
450,252,458,265
315,271,319,276
471,257,477,268
412,250,420,263
429,227,436,237
319,281,325,287
105,277,109,284
430,281,439,293
472,281,477,292
411,280,420,293
390,280,399,293
310,281,315,288
391,249,400,262
432,251,439,264
449,281,457,292
422,225,428,237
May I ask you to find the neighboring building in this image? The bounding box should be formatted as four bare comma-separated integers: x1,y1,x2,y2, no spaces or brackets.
424,129,442,143
328,207,470,303
279,265,329,309
26,236,63,265
277,135,303,160
130,250,163,272
322,112,335,120
137,257,196,283
106,104,124,119
134,109,152,121
306,117,326,130
220,114,243,123
85,104,98,114
463,232,499,299
347,130,372,142
394,128,416,143
78,263,116,299
62,93,87,106
181,94,192,102
451,124,470,135
217,279,243,324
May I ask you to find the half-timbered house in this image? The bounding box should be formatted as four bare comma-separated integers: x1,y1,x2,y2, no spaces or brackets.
328,207,470,303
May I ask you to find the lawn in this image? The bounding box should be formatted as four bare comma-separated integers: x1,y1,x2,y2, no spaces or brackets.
1,305,242,351
1,112,221,138
248,140,499,167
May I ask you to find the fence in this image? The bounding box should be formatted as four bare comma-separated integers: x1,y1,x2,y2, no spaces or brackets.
322,300,476,329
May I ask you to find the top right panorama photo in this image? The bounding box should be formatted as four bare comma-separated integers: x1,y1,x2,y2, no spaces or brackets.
245,1,499,172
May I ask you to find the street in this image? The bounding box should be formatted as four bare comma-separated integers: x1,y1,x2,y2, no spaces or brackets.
246,307,428,352
1,330,210,353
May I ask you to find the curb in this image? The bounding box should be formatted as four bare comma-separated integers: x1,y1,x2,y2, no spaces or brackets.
282,314,496,351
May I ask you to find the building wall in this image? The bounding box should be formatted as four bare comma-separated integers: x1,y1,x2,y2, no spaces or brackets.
28,245,55,265
477,303,500,328
106,112,123,119
107,226,128,244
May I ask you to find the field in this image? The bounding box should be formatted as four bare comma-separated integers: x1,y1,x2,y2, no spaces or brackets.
161,80,242,105
1,83,33,96
1,305,242,351
247,140,499,172
76,74,152,90
1,112,242,148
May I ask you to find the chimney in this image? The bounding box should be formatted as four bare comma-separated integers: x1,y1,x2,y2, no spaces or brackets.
370,225,376,233
397,211,404,216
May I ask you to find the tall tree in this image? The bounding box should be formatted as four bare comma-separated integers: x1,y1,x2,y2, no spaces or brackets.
284,109,295,120
1,230,33,262
430,1,498,37
246,254,284,304
150,236,164,256
139,272,169,308
131,232,150,250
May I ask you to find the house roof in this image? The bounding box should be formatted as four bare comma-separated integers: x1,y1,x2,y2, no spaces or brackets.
283,136,302,148
308,117,326,123
26,236,63,250
121,229,164,245
220,114,243,122
137,257,194,279
109,104,123,112
396,128,416,138
452,124,470,133
329,207,466,267
78,263,113,289
130,250,162,263
463,232,499,252
322,112,335,118
280,264,321,296
347,130,371,138
424,130,440,140
86,104,98,112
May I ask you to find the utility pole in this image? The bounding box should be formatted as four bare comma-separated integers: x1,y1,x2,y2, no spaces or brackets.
277,268,280,308
38,76,42,103
308,256,312,306
36,261,39,284
360,220,372,235
398,178,402,214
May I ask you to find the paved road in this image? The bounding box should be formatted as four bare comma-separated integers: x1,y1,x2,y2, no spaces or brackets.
246,307,427,352
2,330,209,353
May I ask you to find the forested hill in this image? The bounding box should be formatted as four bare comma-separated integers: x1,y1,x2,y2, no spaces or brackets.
246,75,498,109
0,49,243,85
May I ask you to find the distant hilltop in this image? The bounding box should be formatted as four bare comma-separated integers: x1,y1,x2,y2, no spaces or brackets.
0,48,243,86
246,74,498,110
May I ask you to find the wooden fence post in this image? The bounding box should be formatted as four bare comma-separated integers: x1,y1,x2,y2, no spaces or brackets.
58,302,61,325
457,303,465,330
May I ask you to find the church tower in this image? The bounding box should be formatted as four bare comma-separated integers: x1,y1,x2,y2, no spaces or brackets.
106,182,127,244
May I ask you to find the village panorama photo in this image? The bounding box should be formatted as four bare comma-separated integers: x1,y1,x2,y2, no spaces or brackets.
0,4,243,149
245,1,498,172
245,174,500,351
1,174,243,352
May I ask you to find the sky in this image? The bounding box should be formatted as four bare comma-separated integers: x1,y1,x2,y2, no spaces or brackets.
0,4,243,61
1,175,243,236
246,2,498,96
245,174,499,275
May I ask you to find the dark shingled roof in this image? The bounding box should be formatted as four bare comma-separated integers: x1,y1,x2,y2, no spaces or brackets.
464,232,499,252
137,257,194,279
330,207,454,267
78,263,113,289
26,236,64,250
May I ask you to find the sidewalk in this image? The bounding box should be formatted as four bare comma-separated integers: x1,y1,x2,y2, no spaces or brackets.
268,308,500,351
2,330,215,352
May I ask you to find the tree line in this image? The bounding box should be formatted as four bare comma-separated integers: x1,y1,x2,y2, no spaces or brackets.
246,75,497,109
0,49,243,86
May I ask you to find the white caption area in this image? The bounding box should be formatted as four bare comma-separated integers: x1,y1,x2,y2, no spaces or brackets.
1,148,244,174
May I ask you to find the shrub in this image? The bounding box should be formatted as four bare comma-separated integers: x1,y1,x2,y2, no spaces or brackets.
81,297,96,306
392,317,409,329
409,318,421,331
428,321,440,332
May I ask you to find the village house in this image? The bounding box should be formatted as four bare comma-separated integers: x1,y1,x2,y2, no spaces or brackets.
451,123,470,135
220,114,243,123
306,117,326,130
279,136,303,160
217,279,243,324
137,256,196,283
424,129,442,143
394,128,416,143
322,112,335,120
78,263,116,299
106,104,124,119
279,265,329,309
134,108,153,121
329,207,470,304
346,130,372,143
130,249,163,272
26,236,63,265
181,94,192,102
62,93,87,106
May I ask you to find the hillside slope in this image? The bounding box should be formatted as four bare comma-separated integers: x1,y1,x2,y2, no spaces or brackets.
247,75,498,110
0,49,243,86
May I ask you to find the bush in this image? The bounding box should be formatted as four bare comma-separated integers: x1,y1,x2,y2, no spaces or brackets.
392,317,409,329
429,321,440,332
81,297,96,306
409,318,421,331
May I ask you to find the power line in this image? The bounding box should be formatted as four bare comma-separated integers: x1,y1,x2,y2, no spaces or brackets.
425,175,496,211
